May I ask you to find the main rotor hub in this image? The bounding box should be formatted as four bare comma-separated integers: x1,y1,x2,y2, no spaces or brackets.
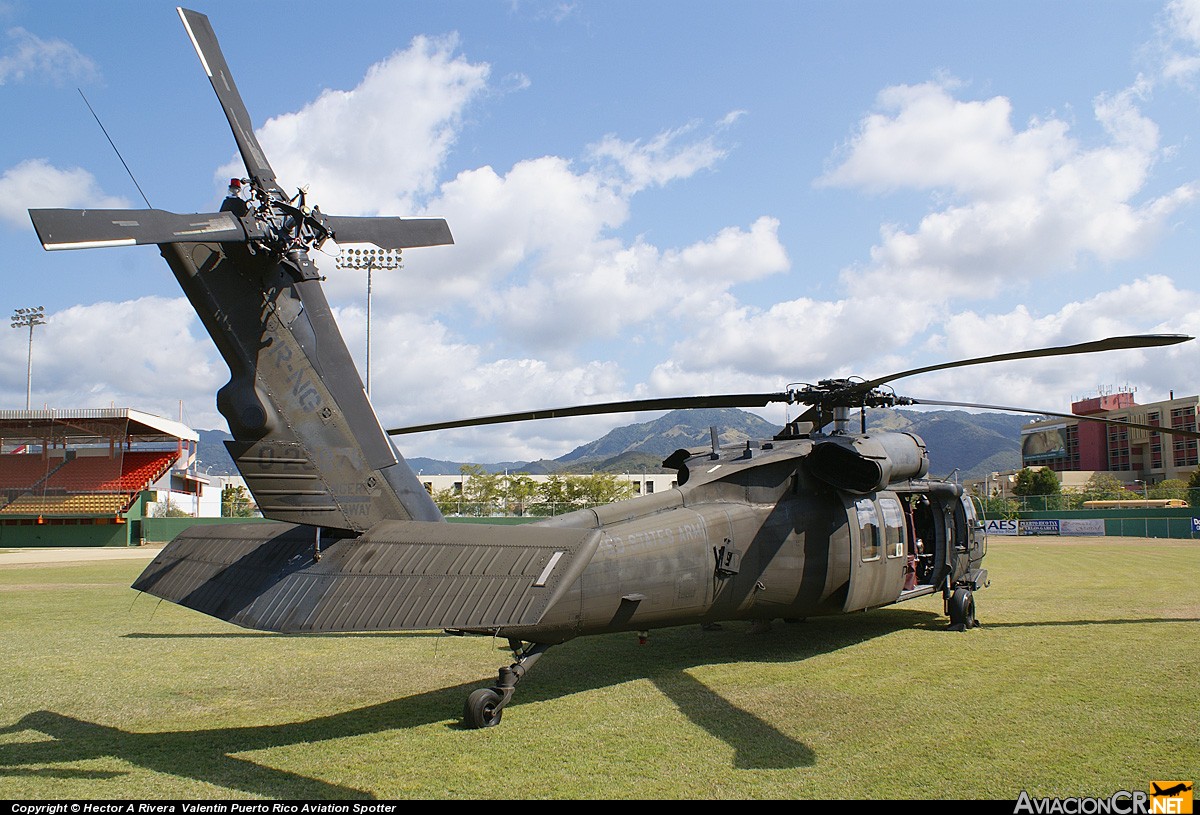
790,380,913,411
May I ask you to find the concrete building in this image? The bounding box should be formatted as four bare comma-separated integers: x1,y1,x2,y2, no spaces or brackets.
1020,390,1199,484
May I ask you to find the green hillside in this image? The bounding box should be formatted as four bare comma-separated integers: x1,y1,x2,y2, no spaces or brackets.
199,406,1033,481
557,408,781,464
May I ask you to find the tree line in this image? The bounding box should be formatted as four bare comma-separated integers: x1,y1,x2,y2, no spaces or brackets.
430,464,638,517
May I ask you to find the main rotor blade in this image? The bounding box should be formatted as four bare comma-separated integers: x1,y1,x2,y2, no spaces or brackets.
909,397,1200,440
178,8,280,193
30,208,244,250
864,334,1191,390
794,333,1193,426
326,216,454,249
386,393,791,435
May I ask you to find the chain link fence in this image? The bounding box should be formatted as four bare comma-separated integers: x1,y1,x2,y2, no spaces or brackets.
978,488,1200,515
974,493,1199,539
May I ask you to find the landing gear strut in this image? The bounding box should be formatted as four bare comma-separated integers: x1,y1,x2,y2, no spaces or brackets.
462,640,553,729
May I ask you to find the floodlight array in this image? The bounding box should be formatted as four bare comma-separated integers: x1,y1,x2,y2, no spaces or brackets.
336,247,403,270
10,305,46,410
334,250,401,397
10,305,46,329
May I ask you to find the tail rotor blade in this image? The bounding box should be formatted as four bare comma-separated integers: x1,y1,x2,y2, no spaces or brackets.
177,7,280,192
30,208,244,250
326,216,454,249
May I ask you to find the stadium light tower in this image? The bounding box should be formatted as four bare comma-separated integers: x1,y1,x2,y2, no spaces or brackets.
10,306,46,411
335,248,402,397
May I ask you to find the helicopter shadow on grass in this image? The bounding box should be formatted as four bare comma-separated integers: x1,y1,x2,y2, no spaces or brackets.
0,607,943,796
514,607,947,770
0,677,492,799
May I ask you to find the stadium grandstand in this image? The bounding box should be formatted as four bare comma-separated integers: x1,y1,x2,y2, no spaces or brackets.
0,408,199,547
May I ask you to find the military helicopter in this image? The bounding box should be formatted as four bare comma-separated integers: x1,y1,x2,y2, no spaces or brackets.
29,8,1199,729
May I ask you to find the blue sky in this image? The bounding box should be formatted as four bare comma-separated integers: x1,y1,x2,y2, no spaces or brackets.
2,0,1199,463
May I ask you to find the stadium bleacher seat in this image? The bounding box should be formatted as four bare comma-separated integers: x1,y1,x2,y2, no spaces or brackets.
0,454,56,491
0,450,176,516
0,493,129,516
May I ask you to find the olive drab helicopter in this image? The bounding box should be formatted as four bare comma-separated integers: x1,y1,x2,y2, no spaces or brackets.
29,8,1200,729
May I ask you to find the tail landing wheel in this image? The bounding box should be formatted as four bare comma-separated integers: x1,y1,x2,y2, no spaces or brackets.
947,587,978,632
464,688,504,728
461,641,554,729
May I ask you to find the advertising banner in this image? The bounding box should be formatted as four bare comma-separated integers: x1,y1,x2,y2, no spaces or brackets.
1021,424,1068,462
1060,518,1105,536
984,518,1018,536
1018,519,1060,536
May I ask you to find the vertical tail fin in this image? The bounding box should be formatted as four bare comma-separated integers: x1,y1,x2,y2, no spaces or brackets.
164,241,442,530
32,7,449,532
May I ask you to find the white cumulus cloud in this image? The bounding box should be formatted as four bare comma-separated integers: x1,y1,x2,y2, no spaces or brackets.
221,34,489,216
818,80,1196,298
0,298,224,424
0,158,130,228
0,27,98,86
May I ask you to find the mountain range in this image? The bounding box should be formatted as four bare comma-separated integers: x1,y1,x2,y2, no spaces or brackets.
195,407,1032,482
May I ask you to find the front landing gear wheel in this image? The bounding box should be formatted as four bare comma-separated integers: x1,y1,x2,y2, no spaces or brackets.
948,587,977,631
464,688,504,729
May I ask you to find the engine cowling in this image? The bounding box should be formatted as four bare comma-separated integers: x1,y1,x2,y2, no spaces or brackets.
806,432,929,493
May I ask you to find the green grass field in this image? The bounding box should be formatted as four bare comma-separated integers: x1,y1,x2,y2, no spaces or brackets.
0,538,1196,800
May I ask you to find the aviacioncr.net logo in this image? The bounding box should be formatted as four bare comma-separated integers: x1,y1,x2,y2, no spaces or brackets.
1014,784,1193,815
1149,782,1193,815
1014,791,1146,814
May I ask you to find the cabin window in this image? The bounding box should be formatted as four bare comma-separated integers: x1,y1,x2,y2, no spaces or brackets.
956,495,974,552
855,498,881,562
879,497,905,558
